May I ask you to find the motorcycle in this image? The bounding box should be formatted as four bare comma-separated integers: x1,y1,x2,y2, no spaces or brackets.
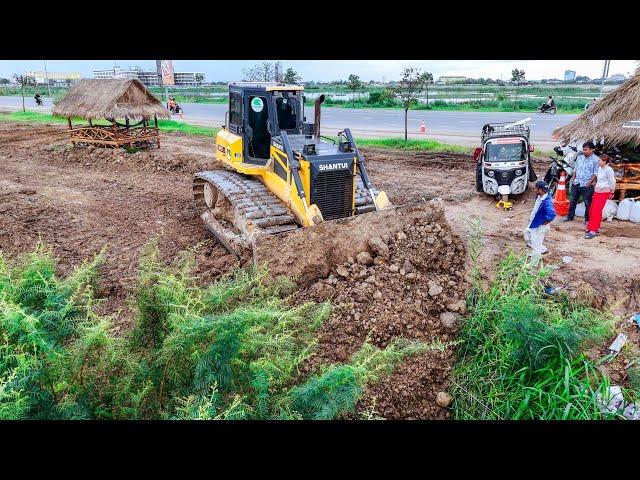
543,145,577,196
537,104,557,114
35,97,43,106
168,103,183,115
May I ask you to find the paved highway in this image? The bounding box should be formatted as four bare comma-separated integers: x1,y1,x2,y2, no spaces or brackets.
0,95,576,149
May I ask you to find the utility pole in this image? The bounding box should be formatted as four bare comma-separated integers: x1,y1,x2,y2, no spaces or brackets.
43,60,51,96
600,59,610,99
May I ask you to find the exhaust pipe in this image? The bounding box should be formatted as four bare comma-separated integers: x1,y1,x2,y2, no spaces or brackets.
314,95,325,140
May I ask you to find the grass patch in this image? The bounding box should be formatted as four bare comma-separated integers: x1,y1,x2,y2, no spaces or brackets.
357,137,472,154
452,237,618,419
0,111,219,137
0,242,445,419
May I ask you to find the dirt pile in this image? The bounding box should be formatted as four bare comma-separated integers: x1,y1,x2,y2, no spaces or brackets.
42,142,213,175
296,200,469,419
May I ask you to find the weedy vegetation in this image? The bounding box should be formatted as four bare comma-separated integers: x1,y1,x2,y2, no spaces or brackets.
452,223,617,420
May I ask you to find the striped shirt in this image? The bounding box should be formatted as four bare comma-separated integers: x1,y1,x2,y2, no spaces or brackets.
574,153,599,186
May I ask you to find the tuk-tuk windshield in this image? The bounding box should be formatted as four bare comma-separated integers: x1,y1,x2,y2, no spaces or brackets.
485,141,526,162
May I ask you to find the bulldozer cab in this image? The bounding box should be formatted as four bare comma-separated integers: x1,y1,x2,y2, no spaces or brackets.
228,83,303,164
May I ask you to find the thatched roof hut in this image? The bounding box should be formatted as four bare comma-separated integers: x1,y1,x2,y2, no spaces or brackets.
53,78,169,121
553,73,640,146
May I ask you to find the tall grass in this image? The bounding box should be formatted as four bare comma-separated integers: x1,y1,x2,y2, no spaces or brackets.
452,250,616,420
0,242,442,419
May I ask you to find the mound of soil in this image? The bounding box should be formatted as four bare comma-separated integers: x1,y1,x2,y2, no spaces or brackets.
295,200,469,419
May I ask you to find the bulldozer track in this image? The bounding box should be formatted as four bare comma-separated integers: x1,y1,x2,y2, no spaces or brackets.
193,170,300,256
193,170,377,257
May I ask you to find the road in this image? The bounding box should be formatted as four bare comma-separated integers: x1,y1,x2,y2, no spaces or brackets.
0,95,576,149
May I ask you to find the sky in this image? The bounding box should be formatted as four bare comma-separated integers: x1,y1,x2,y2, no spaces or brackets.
0,60,637,82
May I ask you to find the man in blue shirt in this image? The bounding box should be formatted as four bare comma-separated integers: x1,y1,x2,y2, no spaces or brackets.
564,141,599,224
525,180,557,265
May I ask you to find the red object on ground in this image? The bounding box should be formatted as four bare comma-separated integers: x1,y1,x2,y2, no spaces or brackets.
473,147,483,163
587,191,609,233
420,121,426,133
553,172,569,216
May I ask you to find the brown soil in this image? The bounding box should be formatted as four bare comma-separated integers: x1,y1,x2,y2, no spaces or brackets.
0,122,238,331
294,200,468,419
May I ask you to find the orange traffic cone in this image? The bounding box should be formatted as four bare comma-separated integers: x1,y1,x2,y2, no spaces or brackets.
553,171,569,216
420,121,426,133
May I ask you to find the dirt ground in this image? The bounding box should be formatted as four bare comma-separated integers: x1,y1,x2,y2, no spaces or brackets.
0,123,238,330
1,121,639,414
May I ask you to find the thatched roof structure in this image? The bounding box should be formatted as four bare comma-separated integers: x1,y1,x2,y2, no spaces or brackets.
553,73,640,146
53,79,169,121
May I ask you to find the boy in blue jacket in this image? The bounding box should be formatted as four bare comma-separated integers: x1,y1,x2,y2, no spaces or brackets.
524,180,557,264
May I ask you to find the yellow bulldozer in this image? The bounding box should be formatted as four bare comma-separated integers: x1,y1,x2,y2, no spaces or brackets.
193,82,431,283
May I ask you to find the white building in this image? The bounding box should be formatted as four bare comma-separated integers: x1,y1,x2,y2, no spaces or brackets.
173,72,205,86
93,66,204,87
26,71,82,86
436,76,467,85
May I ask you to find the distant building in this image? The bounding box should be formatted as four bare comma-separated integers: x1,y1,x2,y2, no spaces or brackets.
26,71,82,86
136,70,160,87
609,73,626,82
93,66,204,87
564,70,576,81
173,72,205,86
436,76,468,85
93,67,139,81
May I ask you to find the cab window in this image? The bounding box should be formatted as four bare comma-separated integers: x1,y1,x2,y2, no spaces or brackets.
276,97,298,130
229,92,242,126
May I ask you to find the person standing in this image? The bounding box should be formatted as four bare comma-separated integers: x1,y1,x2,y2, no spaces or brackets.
585,154,616,239
524,180,557,264
564,141,599,225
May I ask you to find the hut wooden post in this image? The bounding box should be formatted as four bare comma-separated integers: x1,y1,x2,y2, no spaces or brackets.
88,118,93,127
154,115,160,148
111,120,117,149
68,117,75,146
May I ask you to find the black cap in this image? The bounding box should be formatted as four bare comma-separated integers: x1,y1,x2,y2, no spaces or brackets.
535,180,548,191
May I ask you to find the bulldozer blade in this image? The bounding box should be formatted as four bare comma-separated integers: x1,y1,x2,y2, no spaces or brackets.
252,200,446,287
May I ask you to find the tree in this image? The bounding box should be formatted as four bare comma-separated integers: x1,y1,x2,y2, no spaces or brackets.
347,74,363,106
242,62,276,82
511,69,525,108
390,67,430,141
195,73,205,97
13,74,35,112
424,72,433,107
283,68,301,85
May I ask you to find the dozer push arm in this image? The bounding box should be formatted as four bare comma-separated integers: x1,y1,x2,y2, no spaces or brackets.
280,131,323,225
342,128,379,211
280,131,306,207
